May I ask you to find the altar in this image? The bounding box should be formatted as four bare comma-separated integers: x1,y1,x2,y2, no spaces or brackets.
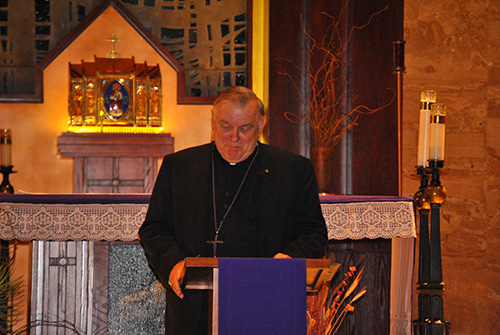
0,193,415,334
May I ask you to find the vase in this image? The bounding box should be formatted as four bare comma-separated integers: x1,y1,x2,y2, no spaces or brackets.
310,146,335,194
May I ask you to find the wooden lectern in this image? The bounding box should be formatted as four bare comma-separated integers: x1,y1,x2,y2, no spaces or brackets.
183,257,339,334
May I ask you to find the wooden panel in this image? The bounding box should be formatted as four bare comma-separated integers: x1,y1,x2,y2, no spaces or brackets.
58,133,174,158
118,157,146,193
349,0,403,196
31,241,91,335
327,239,392,335
144,158,158,193
86,157,113,179
118,157,144,180
268,0,309,154
85,156,114,193
86,185,113,194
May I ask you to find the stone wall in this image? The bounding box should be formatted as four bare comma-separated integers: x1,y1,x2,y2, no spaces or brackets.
403,1,500,334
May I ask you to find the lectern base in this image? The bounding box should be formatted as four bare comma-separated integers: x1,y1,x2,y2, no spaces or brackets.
184,257,338,335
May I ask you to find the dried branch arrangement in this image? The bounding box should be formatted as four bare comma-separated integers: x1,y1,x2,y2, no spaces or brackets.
307,266,366,335
278,4,392,148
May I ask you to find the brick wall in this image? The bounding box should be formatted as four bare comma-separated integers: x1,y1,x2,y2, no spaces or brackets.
403,1,500,334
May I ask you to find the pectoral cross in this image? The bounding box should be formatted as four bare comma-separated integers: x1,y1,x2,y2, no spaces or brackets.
207,233,223,258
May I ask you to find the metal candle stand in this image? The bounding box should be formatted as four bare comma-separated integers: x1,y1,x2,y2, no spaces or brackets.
413,160,450,335
0,166,15,194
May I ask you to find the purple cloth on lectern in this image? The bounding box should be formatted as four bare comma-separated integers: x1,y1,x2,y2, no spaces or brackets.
218,258,307,335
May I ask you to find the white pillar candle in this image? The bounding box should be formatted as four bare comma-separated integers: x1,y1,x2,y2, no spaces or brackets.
1,129,12,167
429,103,446,161
417,90,436,167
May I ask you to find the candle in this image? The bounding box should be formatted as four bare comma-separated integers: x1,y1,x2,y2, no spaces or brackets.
417,90,436,167
429,103,446,161
1,129,12,167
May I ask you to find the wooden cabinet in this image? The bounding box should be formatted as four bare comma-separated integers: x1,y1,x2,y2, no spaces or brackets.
58,132,174,193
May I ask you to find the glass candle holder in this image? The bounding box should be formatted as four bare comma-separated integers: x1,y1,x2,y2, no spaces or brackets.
429,103,446,161
417,90,436,167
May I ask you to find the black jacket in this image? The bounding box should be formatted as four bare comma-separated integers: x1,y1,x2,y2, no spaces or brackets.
139,142,327,287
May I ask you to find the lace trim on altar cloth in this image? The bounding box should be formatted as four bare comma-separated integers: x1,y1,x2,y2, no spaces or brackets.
322,201,416,240
0,202,147,241
390,311,413,335
0,199,416,241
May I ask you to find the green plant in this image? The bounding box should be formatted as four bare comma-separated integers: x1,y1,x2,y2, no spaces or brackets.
0,256,24,335
0,207,24,335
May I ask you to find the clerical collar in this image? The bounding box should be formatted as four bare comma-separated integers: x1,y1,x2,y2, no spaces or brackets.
213,143,259,167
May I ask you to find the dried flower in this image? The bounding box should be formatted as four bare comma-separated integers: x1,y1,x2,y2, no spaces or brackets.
307,266,367,335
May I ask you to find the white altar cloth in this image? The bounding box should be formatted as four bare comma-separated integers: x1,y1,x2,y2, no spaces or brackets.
0,193,415,335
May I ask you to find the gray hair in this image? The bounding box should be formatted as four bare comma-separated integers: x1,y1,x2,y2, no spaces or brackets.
213,86,265,116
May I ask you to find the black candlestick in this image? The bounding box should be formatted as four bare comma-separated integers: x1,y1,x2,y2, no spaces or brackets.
413,161,450,335
0,166,15,194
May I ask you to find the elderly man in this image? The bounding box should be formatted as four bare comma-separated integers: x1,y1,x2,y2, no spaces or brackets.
139,86,327,334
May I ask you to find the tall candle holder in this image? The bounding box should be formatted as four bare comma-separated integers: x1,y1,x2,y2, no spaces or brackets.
413,159,450,335
0,128,14,193
417,90,436,168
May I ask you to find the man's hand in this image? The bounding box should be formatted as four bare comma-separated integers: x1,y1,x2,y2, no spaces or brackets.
168,260,187,299
273,253,292,259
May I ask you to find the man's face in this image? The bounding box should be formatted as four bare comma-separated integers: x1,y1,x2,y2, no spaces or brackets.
212,99,266,163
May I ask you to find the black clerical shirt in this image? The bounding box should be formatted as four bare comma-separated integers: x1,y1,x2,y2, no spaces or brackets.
209,146,260,257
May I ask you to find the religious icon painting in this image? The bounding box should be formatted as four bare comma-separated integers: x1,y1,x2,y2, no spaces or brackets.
99,76,135,126
103,80,129,120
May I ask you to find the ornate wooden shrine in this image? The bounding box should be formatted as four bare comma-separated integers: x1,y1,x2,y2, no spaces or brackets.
68,56,162,130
